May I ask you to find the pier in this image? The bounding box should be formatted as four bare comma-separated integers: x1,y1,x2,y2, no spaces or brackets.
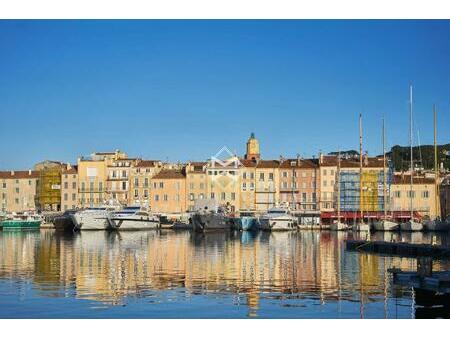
345,239,450,258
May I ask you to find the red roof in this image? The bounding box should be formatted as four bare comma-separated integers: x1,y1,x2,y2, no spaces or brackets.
0,170,39,179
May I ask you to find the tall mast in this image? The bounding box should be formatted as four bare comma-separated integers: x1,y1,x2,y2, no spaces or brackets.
409,85,414,221
337,149,341,223
434,105,440,220
359,113,363,222
383,118,387,220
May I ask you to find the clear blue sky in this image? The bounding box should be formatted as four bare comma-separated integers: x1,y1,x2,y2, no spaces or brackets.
0,20,449,169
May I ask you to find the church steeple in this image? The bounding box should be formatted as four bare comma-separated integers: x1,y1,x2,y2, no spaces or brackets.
245,132,260,161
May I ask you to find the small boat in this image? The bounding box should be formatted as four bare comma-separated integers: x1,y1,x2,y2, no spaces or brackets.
1,212,41,230
400,219,423,231
373,219,398,231
259,207,298,231
53,209,77,232
107,206,160,230
71,207,116,230
229,211,258,231
352,222,370,232
330,221,349,231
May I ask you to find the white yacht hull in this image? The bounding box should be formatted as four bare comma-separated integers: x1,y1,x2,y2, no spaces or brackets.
108,216,159,230
71,211,110,230
373,220,398,231
400,220,423,231
352,223,370,232
259,216,297,231
329,222,349,231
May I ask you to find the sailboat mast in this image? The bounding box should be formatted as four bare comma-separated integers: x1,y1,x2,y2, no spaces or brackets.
409,85,414,221
359,113,363,222
337,150,341,223
434,105,440,220
383,118,387,220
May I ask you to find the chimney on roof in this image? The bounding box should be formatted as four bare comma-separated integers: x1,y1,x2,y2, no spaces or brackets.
297,154,301,166
363,152,369,166
319,152,323,165
28,170,32,175
66,163,71,170
10,170,14,176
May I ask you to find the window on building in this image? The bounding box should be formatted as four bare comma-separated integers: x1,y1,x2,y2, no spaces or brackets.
323,169,327,176
407,191,415,198
134,189,138,198
134,178,139,187
153,182,157,189
302,193,307,202
144,178,149,187
250,173,254,180
159,182,164,188
422,190,429,198
81,182,85,192
282,182,287,189
122,182,127,191
64,182,68,189
269,173,274,181
72,182,76,189
312,192,317,202
99,182,103,192
15,187,19,194
64,193,68,201
231,192,235,200
144,190,148,198
293,171,297,177
15,179,19,184
164,194,168,201
259,173,264,181
155,194,159,201
15,198,19,204
199,193,204,199
250,182,254,190
221,192,226,200
393,191,400,198
2,183,6,188
282,171,288,178
122,170,127,178
72,193,76,201
243,172,247,179
28,180,32,186
242,182,247,190
190,193,195,201
324,180,327,187
330,170,335,176
211,192,215,199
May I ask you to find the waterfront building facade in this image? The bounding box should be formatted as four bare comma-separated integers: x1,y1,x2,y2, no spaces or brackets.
185,162,208,212
206,156,241,213
255,160,280,211
318,154,337,213
279,158,320,221
390,174,437,220
34,160,64,211
239,159,257,211
61,164,78,211
150,169,187,214
0,170,39,213
129,160,163,207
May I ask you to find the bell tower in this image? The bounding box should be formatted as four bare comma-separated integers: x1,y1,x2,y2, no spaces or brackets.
245,132,260,160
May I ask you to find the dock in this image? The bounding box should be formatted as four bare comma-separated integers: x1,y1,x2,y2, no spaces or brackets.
345,239,450,258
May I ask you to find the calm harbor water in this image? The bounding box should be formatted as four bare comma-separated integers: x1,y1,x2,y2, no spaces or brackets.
0,229,449,319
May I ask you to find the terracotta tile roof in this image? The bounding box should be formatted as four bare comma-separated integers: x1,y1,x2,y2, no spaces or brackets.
240,159,258,168
152,169,186,180
136,160,160,167
392,174,435,185
256,160,280,169
279,159,318,169
189,161,207,166
320,156,385,169
0,170,39,179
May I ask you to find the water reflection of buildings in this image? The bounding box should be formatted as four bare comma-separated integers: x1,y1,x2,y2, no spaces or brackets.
0,230,449,317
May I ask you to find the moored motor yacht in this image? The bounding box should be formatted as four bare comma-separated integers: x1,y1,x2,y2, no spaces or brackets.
423,218,449,232
107,206,160,230
191,199,230,232
53,209,77,232
71,207,117,230
330,221,349,231
259,207,298,231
